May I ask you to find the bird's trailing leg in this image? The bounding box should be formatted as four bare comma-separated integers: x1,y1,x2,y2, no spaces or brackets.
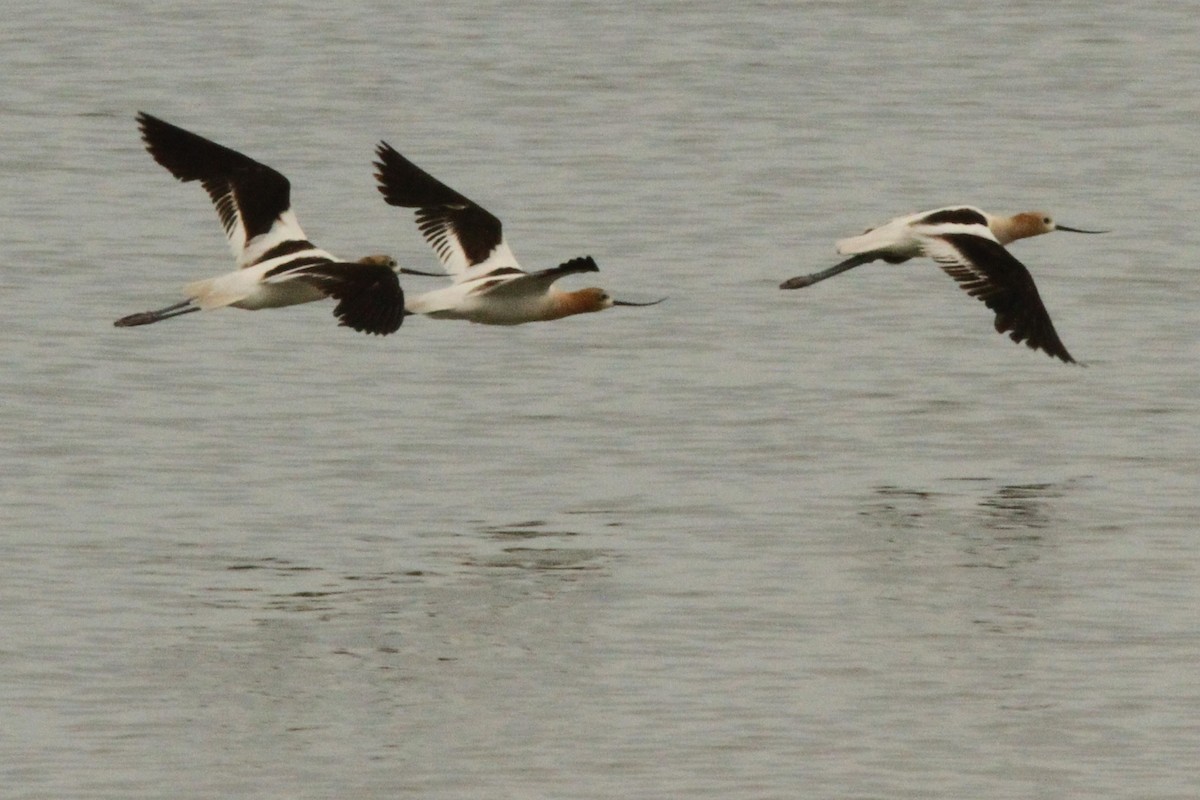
114,299,200,327
779,254,875,290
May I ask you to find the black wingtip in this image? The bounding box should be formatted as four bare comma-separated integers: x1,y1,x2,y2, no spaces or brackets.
135,111,167,153
560,255,599,273
994,311,1076,365
372,140,478,212
135,111,181,149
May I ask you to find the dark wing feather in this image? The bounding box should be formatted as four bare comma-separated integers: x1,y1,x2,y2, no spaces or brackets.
472,256,599,298
136,112,291,247
929,233,1075,363
290,262,406,336
917,207,989,228
373,141,506,270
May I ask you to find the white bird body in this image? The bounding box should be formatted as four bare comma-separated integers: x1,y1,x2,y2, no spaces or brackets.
834,208,994,260
403,263,615,325
835,209,940,259
781,205,1107,364
834,206,1075,258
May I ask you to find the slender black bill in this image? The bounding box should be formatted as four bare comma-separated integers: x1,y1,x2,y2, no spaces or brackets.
613,298,667,307
398,267,447,277
114,300,199,327
779,254,874,290
1055,225,1109,234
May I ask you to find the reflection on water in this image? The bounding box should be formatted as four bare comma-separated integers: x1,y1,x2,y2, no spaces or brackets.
860,479,1083,575
976,482,1065,532
184,516,614,614
480,519,578,539
856,479,1084,637
473,518,611,571
471,547,607,571
864,479,1075,537
861,485,938,532
196,556,430,613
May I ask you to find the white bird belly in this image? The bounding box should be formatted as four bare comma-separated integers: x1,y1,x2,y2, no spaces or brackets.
184,266,326,311
408,286,549,325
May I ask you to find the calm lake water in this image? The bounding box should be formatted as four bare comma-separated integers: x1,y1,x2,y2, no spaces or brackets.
3,1,1200,797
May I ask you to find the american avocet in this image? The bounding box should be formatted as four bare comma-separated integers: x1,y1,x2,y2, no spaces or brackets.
372,142,663,325
779,206,1107,363
114,113,406,335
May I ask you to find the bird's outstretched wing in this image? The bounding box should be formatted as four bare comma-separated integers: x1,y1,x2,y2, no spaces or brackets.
373,142,519,278
925,233,1075,363
137,112,316,269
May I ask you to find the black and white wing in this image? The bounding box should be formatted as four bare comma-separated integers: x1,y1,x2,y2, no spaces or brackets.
137,112,322,269
924,232,1075,363
373,142,520,280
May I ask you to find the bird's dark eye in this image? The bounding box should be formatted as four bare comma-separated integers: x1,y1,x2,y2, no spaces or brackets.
1043,217,1052,225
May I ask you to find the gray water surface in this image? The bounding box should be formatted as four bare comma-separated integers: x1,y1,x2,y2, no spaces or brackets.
3,1,1200,797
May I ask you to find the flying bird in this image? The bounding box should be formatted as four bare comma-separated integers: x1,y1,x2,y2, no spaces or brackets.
373,142,662,325
114,113,406,335
780,206,1106,363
